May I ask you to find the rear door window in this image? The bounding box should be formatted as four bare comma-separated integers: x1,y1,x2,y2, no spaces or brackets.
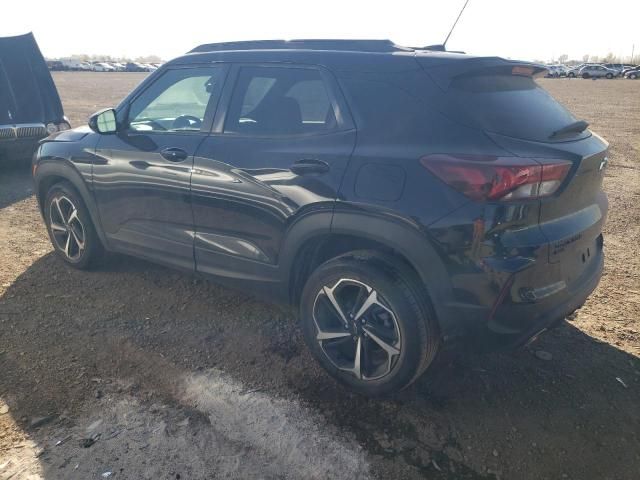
224,66,337,136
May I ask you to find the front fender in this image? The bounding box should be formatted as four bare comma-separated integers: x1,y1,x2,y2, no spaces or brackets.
34,146,108,248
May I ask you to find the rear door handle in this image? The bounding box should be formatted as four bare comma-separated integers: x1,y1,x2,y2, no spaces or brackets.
161,147,188,162
290,159,330,175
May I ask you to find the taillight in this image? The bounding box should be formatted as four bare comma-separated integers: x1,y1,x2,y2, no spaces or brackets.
420,154,571,202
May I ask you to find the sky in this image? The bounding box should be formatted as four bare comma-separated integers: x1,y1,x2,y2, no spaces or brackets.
3,0,639,62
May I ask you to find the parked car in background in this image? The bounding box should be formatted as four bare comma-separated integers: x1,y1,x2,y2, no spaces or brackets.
32,39,609,396
46,60,65,71
624,67,640,79
566,64,587,77
111,62,126,71
621,65,639,76
125,62,147,72
545,65,564,78
0,33,70,166
92,62,116,72
60,59,92,71
603,63,625,75
580,65,618,79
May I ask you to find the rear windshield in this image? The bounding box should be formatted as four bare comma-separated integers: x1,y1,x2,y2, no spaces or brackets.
442,74,583,142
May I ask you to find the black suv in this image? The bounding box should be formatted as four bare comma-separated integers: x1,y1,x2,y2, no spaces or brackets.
33,40,608,396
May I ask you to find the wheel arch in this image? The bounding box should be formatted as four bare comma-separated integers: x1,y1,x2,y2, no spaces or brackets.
283,210,455,333
34,159,108,248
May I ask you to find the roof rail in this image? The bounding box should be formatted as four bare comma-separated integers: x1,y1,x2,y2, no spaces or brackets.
189,39,414,54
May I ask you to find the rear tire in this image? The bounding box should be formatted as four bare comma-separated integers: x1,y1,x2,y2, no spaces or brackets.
299,251,439,396
44,181,103,270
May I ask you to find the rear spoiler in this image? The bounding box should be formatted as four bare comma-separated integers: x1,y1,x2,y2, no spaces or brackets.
416,55,547,91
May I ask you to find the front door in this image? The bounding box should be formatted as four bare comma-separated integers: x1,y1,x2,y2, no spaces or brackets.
93,66,227,269
191,64,356,282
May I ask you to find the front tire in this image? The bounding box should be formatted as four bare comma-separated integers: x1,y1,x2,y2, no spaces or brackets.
299,252,439,396
45,182,103,269
606,73,613,79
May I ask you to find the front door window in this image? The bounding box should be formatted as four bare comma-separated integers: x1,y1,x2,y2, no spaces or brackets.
128,67,225,133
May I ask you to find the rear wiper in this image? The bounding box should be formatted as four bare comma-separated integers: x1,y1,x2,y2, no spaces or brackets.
550,120,589,139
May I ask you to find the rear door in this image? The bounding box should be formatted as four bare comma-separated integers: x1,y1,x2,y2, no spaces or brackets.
93,65,228,269
190,63,355,280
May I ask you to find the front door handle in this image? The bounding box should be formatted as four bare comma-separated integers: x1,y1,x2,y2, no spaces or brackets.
161,147,188,162
290,159,330,175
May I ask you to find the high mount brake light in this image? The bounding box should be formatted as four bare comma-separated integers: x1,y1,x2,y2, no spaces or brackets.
512,66,535,76
420,154,571,202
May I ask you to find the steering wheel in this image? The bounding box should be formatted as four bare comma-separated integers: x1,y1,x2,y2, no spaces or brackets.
172,115,202,130
145,119,167,131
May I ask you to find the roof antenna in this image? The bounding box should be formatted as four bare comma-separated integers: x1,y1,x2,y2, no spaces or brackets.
423,0,470,51
443,0,471,49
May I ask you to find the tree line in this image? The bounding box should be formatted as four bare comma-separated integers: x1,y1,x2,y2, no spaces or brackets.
541,52,638,65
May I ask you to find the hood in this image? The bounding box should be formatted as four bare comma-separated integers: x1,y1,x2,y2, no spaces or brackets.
0,33,64,125
41,125,91,144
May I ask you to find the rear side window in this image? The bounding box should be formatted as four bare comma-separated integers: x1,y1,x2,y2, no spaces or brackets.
224,66,337,136
444,74,580,142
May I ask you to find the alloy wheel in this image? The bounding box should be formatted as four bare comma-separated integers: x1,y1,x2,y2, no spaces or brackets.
49,195,86,261
312,278,402,381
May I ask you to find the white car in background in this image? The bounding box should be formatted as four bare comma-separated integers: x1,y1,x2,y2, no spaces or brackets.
60,59,92,71
544,65,563,77
92,62,116,72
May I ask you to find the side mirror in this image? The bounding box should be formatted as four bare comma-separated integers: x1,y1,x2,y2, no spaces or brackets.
88,108,118,134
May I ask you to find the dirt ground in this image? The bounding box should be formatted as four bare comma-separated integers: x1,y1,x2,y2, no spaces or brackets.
0,72,638,480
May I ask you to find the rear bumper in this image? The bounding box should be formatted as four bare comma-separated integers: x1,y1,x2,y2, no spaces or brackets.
469,239,604,351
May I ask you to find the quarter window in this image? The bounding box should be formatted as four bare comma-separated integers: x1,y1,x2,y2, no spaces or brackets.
224,66,337,136
128,67,225,133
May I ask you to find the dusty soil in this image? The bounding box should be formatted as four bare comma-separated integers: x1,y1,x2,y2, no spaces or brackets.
0,73,638,480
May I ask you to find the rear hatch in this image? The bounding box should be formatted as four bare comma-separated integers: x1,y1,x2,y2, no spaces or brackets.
0,33,64,125
487,130,607,278
417,54,607,280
